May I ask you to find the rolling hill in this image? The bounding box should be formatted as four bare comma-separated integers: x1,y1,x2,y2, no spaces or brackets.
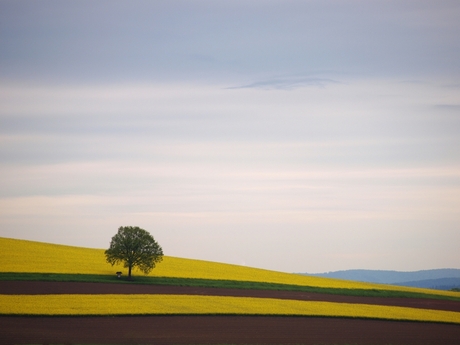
1,236,459,298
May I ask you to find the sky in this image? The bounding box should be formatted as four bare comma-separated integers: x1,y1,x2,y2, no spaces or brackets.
0,0,459,273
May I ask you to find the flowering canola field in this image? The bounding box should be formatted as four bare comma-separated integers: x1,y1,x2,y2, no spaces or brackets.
0,294,459,324
1,237,459,298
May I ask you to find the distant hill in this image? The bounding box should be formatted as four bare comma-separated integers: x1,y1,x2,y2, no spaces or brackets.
299,269,460,290
394,277,460,290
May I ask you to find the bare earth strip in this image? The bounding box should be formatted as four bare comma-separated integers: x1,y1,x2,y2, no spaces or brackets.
2,281,460,312
1,315,460,345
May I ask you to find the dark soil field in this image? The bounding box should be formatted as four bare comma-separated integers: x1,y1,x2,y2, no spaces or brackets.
2,315,460,345
1,281,460,344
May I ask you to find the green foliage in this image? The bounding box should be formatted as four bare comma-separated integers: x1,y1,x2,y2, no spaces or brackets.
105,226,163,279
450,287,460,292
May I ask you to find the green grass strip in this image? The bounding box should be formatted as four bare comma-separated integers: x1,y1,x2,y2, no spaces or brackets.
1,272,459,302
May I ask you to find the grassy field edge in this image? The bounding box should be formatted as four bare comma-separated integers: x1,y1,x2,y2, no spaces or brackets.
2,272,460,302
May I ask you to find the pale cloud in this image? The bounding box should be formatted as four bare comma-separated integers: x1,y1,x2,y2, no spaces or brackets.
1,1,459,273
1,152,459,272
1,1,459,82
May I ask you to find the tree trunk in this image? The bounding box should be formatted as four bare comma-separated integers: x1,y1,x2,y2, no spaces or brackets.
128,265,132,280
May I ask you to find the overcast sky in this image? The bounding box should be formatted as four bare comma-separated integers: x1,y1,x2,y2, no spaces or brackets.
1,0,459,273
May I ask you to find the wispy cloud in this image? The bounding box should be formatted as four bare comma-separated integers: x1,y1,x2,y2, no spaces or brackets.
227,76,341,90
434,104,460,110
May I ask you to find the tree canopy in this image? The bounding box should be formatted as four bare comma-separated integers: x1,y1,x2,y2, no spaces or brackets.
105,226,163,279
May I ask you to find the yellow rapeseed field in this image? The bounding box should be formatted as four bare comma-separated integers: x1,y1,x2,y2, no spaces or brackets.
1,237,459,298
0,237,122,274
0,294,459,324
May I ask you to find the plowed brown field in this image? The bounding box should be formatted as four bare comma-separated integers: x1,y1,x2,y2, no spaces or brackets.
2,315,460,344
1,281,460,344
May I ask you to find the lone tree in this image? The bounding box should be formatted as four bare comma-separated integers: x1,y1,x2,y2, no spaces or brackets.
105,226,163,280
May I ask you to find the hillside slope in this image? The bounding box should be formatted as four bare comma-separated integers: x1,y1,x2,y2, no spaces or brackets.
1,237,458,298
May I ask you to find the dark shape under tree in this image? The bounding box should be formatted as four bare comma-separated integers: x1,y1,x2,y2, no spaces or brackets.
105,226,163,280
